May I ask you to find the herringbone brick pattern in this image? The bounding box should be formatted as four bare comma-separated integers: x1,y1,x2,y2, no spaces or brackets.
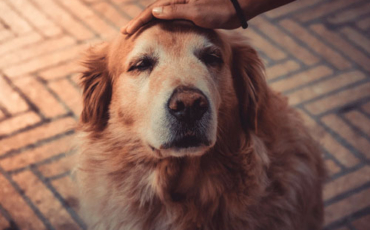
0,0,369,229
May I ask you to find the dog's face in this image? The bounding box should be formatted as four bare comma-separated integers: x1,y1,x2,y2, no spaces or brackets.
80,21,267,158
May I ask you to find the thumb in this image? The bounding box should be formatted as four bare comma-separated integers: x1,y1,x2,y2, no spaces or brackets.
152,4,193,20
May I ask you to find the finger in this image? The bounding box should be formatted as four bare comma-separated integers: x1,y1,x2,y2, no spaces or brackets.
152,4,194,21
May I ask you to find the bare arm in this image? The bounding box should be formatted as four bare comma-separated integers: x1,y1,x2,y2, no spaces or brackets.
122,0,296,34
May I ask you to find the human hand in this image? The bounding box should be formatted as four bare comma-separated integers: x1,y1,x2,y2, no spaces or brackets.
121,0,246,34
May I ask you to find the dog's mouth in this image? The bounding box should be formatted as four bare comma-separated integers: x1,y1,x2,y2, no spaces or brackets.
161,134,210,150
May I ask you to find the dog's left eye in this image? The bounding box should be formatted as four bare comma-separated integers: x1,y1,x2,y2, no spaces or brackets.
128,57,154,72
200,52,223,66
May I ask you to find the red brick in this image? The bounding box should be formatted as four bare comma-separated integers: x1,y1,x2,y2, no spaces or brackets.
0,112,41,136
0,174,45,229
13,76,66,118
270,65,332,92
0,75,28,114
51,176,79,213
324,166,370,200
305,82,370,115
357,16,370,30
13,171,81,230
56,0,116,39
0,36,75,68
3,42,92,78
0,117,75,155
311,24,370,72
325,188,370,225
120,3,142,18
38,153,77,178
352,214,370,230
288,71,366,106
8,0,62,37
265,0,321,18
265,60,300,80
327,2,370,24
0,32,42,55
0,1,33,35
251,17,319,65
32,0,94,41
39,61,82,80
280,20,352,70
298,110,359,167
344,111,370,137
295,0,362,22
48,79,82,116
92,2,130,28
0,134,74,171
340,27,370,54
243,28,287,61
325,159,341,176
322,114,370,159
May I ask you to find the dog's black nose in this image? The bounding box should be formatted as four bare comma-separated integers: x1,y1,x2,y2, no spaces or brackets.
168,87,209,123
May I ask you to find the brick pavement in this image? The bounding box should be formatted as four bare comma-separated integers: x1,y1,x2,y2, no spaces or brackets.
0,0,369,229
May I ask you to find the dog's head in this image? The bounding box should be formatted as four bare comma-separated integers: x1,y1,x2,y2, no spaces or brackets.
79,21,268,158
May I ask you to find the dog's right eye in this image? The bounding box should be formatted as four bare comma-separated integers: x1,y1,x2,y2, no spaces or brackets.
128,57,154,72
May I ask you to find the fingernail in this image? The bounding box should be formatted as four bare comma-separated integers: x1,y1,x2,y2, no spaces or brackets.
152,7,163,15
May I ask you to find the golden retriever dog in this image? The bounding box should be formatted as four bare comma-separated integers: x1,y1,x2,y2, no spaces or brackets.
75,21,325,230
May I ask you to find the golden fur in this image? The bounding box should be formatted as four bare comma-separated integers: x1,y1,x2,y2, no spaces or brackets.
75,21,325,230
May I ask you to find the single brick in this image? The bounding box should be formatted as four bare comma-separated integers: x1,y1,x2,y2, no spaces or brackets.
57,0,116,39
352,214,370,230
344,111,370,137
325,159,341,176
357,16,370,30
32,0,94,41
0,134,74,171
48,79,82,116
7,0,62,37
311,24,370,72
305,82,370,115
38,153,77,178
324,166,370,201
322,114,370,158
295,0,362,22
340,27,370,54
0,117,75,155
0,75,29,114
13,76,66,118
270,65,332,92
251,17,319,66
324,188,370,225
288,71,366,106
39,61,82,80
92,2,130,28
0,111,41,136
12,171,82,230
244,28,287,61
0,174,45,229
298,110,359,167
265,60,300,80
327,2,370,24
0,32,42,56
280,20,352,70
0,36,75,68
0,1,32,35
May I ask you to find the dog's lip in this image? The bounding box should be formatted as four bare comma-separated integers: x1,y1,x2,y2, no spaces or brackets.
160,135,210,150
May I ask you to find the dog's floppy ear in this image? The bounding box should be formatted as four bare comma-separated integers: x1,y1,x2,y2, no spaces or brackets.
230,34,269,133
80,43,112,132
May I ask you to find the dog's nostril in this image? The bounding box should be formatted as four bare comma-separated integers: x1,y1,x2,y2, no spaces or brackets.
168,87,209,123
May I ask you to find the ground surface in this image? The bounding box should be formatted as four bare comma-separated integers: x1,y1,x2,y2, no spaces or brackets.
0,0,369,229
